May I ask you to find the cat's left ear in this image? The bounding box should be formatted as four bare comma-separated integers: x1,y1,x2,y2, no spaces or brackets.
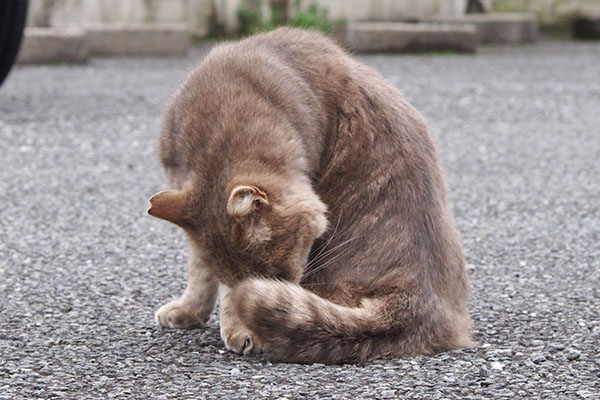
227,185,269,217
147,190,191,227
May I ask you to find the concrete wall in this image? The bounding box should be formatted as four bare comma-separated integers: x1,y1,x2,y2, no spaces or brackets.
291,0,469,22
226,0,471,33
492,0,600,24
27,0,471,36
27,0,215,37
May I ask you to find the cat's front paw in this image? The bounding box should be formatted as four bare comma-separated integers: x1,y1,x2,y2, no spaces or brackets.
155,300,209,329
221,325,262,355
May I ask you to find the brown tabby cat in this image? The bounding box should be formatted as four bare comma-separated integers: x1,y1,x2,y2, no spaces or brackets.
148,28,474,364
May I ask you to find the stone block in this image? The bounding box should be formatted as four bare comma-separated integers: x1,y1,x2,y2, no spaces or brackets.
344,22,477,53
17,27,89,64
427,13,538,43
86,23,189,56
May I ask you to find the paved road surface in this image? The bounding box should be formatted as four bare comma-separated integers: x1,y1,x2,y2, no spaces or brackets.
1,41,599,399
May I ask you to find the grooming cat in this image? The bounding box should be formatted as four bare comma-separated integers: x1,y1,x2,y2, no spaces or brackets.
148,28,474,364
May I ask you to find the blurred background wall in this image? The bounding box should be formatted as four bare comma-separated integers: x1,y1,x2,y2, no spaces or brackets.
25,0,600,37
25,0,474,36
26,0,215,37
491,0,600,25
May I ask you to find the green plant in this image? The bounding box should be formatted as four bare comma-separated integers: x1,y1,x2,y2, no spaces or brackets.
237,0,335,36
287,2,332,34
238,0,270,36
492,0,530,13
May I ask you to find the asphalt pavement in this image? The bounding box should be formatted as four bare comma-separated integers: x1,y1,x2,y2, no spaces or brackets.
1,40,599,399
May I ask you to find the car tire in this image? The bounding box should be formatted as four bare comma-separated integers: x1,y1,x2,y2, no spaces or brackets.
0,0,29,87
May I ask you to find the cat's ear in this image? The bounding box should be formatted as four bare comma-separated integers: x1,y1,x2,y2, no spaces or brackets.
147,190,190,226
227,185,269,217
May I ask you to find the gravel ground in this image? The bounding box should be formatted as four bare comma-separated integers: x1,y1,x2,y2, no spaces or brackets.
1,40,599,399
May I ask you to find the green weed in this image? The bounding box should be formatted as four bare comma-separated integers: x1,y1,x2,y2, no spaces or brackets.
237,0,339,36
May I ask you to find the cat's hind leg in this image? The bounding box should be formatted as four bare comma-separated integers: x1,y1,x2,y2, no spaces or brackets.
155,250,218,329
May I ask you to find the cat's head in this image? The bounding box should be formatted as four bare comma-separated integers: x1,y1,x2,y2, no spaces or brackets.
148,174,327,285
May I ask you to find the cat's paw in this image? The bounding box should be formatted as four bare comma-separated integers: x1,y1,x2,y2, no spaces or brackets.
221,325,262,355
155,300,209,329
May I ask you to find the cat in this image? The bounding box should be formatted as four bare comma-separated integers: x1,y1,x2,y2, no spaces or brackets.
148,27,474,364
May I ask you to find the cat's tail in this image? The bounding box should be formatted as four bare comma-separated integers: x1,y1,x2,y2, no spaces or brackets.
233,278,412,364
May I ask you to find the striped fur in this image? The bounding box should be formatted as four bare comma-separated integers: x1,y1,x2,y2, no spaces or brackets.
234,278,388,363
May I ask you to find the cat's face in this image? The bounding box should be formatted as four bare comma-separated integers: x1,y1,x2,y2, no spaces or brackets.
148,177,327,285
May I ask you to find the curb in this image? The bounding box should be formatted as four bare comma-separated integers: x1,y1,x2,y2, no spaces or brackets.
17,27,88,64
426,13,538,43
17,24,189,64
343,23,477,54
86,24,189,57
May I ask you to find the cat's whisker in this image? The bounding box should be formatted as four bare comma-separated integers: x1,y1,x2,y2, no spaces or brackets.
307,224,352,269
301,281,337,288
304,237,361,279
306,235,361,270
310,211,343,262
306,242,345,270
307,224,356,270
303,249,350,280
305,239,354,274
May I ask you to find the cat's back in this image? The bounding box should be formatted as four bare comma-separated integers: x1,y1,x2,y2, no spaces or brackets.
207,28,347,70
161,29,352,180
187,28,347,96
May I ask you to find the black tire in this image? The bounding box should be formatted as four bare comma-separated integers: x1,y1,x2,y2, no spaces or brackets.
0,0,29,87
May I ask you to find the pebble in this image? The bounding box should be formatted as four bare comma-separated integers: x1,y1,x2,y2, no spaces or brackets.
550,343,566,352
490,361,504,371
532,353,547,364
566,349,581,361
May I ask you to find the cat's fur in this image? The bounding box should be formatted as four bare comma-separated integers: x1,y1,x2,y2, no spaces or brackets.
149,28,474,364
